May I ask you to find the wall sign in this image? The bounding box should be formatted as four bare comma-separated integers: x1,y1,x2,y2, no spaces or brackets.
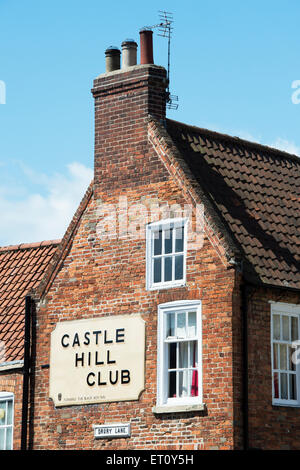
49,315,145,407
94,423,131,439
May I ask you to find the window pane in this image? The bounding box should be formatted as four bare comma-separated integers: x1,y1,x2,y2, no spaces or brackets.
164,228,173,254
273,343,278,369
178,370,189,397
178,342,188,368
292,316,298,342
190,341,197,367
175,255,183,281
282,316,290,341
168,342,176,369
175,227,184,252
0,427,5,450
176,313,186,338
167,313,175,337
191,368,198,397
0,402,5,426
289,346,296,371
5,427,12,450
289,374,297,401
153,230,162,255
153,258,161,283
164,257,172,282
273,315,280,340
280,344,287,370
273,373,279,399
6,400,13,425
168,371,176,398
187,311,197,337
280,373,288,399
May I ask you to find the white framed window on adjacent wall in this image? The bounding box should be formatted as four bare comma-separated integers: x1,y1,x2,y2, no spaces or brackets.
156,300,202,409
0,392,14,450
271,302,300,407
146,218,188,291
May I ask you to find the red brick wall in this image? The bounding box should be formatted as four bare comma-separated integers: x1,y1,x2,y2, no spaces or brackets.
32,200,240,450
0,370,23,450
30,64,243,450
247,286,300,450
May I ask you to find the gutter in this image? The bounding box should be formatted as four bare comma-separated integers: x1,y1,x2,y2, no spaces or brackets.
21,295,32,451
0,360,23,372
246,279,300,294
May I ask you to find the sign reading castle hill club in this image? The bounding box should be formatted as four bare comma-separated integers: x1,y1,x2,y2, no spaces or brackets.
49,315,145,407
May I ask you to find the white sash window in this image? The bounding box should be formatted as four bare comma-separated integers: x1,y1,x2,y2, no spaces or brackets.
271,303,300,406
146,219,187,290
0,392,14,450
157,301,202,407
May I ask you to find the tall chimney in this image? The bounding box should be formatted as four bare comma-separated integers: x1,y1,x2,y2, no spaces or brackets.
139,28,154,65
91,31,167,198
105,46,121,72
121,39,138,68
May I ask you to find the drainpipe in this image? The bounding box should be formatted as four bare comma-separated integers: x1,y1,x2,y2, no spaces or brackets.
241,282,249,450
21,295,31,450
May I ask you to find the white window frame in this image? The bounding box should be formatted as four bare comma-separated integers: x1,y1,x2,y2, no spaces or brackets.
270,302,300,407
146,218,188,291
0,392,14,450
157,300,202,408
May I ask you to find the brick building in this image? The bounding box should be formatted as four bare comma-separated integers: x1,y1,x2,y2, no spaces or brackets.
0,30,299,451
0,241,60,449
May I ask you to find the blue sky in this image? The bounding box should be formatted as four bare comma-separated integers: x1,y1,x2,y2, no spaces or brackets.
0,0,299,245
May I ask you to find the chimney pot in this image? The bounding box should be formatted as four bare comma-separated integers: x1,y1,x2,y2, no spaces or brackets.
105,46,121,72
121,39,138,68
139,28,154,65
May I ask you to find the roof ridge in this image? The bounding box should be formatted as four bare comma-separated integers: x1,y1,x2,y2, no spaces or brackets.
166,118,300,164
0,239,61,253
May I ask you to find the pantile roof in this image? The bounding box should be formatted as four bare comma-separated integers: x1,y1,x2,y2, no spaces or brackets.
167,119,300,289
0,240,60,364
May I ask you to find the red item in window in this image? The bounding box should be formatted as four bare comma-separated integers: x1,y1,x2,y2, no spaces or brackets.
191,345,198,397
274,374,279,399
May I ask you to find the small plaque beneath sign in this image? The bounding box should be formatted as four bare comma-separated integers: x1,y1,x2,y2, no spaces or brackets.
94,423,131,439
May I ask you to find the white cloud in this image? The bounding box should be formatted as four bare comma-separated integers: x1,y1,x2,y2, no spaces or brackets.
0,162,93,246
269,138,300,156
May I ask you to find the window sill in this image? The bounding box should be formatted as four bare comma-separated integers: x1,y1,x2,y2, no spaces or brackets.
152,403,206,414
272,402,300,408
147,282,186,292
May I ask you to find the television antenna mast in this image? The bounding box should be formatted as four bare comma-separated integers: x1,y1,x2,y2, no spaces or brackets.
146,11,178,110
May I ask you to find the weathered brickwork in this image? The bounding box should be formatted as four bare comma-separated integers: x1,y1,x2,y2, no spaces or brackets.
17,59,298,452
28,64,244,450
247,287,300,450
31,201,241,450
0,371,23,449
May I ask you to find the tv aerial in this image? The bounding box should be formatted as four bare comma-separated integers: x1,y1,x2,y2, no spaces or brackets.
145,11,179,110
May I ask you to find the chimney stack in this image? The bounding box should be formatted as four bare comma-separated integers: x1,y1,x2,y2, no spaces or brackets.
92,28,167,197
121,39,138,68
105,46,121,72
139,28,154,65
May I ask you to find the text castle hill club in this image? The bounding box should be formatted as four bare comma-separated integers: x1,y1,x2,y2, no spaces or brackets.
60,327,131,387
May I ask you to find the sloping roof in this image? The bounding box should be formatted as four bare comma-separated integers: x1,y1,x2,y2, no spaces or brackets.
167,119,300,290
0,240,60,364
